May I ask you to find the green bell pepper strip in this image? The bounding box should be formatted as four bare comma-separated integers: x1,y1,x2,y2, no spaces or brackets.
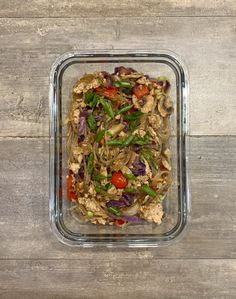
108,207,122,217
133,134,150,145
114,81,132,88
85,91,100,108
100,99,115,119
87,113,97,131
87,153,94,175
95,130,105,142
141,184,157,197
130,120,137,132
116,104,133,115
124,111,143,121
107,139,123,146
124,187,136,193
122,135,135,147
124,173,137,180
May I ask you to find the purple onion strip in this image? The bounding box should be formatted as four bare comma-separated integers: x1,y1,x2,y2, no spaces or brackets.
131,158,146,176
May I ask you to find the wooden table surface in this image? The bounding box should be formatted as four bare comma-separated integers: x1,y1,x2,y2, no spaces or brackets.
1,1,236,298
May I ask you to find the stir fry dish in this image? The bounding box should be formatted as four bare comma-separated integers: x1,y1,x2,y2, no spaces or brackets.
66,66,173,227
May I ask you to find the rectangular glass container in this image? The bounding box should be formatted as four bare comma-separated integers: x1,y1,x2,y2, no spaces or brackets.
49,50,190,247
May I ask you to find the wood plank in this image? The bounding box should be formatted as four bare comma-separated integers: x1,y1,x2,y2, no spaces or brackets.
0,0,236,18
0,136,236,259
0,17,236,136
0,259,236,299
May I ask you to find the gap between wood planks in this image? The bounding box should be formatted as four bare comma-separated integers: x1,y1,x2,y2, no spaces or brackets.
1,16,236,19
0,135,236,139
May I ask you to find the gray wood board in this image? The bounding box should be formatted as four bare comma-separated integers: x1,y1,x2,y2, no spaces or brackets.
0,259,236,299
0,136,236,259
0,17,236,136
0,0,236,17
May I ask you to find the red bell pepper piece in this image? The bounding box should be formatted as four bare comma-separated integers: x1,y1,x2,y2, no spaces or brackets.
133,84,149,99
67,174,77,201
95,86,118,98
115,219,126,227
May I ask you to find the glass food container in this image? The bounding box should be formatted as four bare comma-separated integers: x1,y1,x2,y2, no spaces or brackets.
49,50,190,247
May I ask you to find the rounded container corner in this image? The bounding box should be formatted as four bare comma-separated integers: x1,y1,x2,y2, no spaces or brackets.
49,49,190,248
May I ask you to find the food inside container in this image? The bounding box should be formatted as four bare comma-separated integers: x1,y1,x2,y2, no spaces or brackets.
66,66,173,227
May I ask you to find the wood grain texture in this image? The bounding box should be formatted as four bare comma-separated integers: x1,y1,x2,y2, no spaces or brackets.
0,0,236,18
1,17,236,136
0,136,235,259
1,2,236,296
0,259,236,299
